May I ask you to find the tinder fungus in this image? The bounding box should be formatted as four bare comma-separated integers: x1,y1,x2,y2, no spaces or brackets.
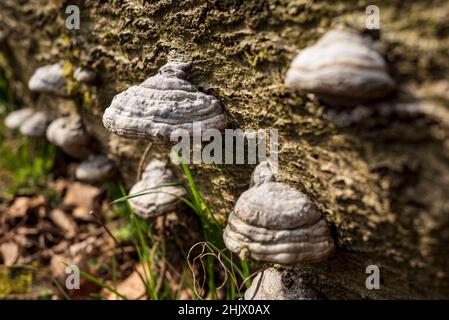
250,160,276,187
244,267,323,300
74,68,96,84
102,62,227,143
5,108,34,130
19,111,50,137
46,116,91,159
75,155,115,183
28,63,67,96
224,164,334,265
285,29,395,106
129,159,186,219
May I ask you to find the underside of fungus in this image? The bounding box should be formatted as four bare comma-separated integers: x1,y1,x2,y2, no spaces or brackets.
46,116,91,159
102,62,227,143
28,63,67,96
129,159,186,219
223,164,334,265
75,155,115,183
285,29,395,106
19,111,51,137
4,108,34,130
244,267,324,300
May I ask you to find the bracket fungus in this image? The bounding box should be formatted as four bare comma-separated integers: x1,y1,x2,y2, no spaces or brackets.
244,267,324,300
28,63,67,96
250,160,277,187
285,29,395,106
75,155,115,183
74,67,96,84
19,111,51,137
102,62,227,144
223,181,334,264
46,116,91,159
128,159,186,219
4,108,34,130
223,162,334,300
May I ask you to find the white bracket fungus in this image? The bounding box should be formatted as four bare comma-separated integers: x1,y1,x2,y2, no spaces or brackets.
102,62,227,143
285,29,395,106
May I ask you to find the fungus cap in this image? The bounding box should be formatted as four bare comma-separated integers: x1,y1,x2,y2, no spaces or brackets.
250,160,276,187
19,111,50,137
285,29,395,105
74,68,96,83
46,116,91,159
28,63,67,96
102,62,227,143
235,182,321,229
129,159,186,219
75,155,115,182
244,267,324,300
5,108,34,130
224,182,334,264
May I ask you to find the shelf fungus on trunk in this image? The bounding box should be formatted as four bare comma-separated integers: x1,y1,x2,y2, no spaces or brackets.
46,116,91,159
19,111,51,137
74,67,96,84
75,155,115,183
223,182,334,264
28,63,68,96
4,108,35,130
244,267,325,300
285,28,395,107
250,160,277,187
102,62,227,144
128,159,186,219
224,162,334,300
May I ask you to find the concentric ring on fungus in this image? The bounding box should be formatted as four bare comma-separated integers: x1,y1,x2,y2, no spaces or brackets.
102,62,227,143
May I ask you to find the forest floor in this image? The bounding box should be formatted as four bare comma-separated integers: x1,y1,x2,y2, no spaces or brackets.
0,105,252,300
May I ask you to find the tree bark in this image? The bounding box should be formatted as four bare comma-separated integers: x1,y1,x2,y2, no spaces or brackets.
1,0,449,298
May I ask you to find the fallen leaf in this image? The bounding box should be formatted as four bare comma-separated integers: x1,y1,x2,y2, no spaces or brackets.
8,197,31,218
7,196,48,219
106,264,146,300
48,178,69,195
49,209,77,239
72,206,93,221
63,182,102,211
0,242,19,266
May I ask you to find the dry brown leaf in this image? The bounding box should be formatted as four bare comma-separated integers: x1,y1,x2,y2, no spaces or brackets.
106,264,146,300
63,182,102,211
8,197,31,218
49,209,77,239
72,206,93,221
0,241,19,266
48,178,69,195
7,196,48,219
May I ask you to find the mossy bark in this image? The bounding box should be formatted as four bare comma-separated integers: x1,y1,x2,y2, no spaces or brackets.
1,0,449,298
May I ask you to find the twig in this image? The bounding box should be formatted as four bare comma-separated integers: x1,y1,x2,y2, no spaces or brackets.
249,269,265,300
90,210,126,257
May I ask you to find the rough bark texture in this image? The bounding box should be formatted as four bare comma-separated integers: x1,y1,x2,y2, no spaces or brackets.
1,0,449,298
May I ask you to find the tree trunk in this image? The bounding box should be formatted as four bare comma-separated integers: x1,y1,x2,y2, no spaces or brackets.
1,0,448,298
